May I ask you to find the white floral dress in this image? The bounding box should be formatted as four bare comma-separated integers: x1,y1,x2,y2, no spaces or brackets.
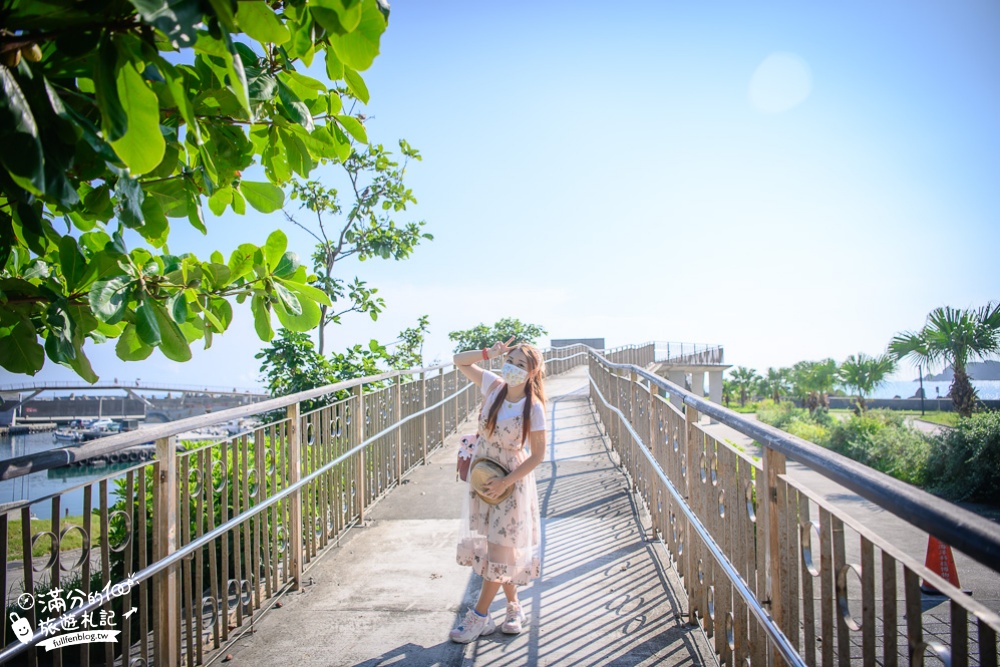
456,374,544,585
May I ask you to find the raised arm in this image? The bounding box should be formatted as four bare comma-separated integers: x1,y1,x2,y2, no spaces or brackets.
453,336,517,389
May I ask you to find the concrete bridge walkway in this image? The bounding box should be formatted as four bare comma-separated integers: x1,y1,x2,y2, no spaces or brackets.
223,367,714,666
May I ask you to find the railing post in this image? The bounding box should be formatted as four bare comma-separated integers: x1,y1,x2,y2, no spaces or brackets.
287,403,303,590
684,402,700,625
354,384,365,523
439,368,446,447
762,446,787,663
420,372,428,464
154,436,179,667
394,376,402,482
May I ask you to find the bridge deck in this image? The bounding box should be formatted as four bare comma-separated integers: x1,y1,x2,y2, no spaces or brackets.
223,367,714,666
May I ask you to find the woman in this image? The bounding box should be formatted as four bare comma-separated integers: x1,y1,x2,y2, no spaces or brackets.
449,337,546,643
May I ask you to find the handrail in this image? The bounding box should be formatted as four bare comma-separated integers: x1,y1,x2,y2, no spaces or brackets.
0,377,480,664
588,371,806,667
592,353,1000,574
0,346,592,663
0,350,591,483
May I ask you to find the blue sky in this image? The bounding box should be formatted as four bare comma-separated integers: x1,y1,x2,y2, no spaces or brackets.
4,0,999,390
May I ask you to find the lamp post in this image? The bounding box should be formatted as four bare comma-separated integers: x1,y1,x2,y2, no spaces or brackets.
918,365,925,417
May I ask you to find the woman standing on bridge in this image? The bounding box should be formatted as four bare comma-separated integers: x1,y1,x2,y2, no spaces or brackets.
449,338,546,643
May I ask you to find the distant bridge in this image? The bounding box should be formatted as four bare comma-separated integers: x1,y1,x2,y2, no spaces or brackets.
0,381,269,425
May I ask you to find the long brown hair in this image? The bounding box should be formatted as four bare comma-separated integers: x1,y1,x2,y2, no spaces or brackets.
485,344,547,444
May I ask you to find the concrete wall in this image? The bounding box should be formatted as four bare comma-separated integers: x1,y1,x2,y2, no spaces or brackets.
823,397,1000,412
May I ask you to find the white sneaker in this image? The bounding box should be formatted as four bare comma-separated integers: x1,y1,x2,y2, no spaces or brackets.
501,601,525,634
449,608,496,643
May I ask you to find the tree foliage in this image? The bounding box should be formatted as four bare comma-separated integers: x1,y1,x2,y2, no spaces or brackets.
838,352,896,412
728,366,759,407
284,147,431,355
448,317,547,353
889,303,1000,417
790,359,838,413
256,315,430,410
0,0,393,381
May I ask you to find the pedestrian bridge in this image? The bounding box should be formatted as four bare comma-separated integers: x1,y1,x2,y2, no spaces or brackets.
1,344,998,666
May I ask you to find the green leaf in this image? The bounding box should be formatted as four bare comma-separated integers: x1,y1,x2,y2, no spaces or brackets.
212,297,234,329
94,36,127,142
185,182,207,233
58,236,86,291
64,341,98,383
311,0,362,35
116,323,155,361
167,291,188,323
335,114,367,143
154,56,201,143
0,320,44,375
110,59,166,175
203,262,232,288
241,181,285,213
208,187,233,216
263,229,287,270
273,286,321,331
325,48,344,80
139,195,170,247
228,243,257,280
343,66,369,104
237,1,291,44
0,67,45,194
89,276,131,324
231,188,247,214
274,251,300,278
251,293,274,341
274,281,302,316
149,299,192,361
206,0,238,31
277,78,314,131
223,32,252,117
115,175,145,227
329,0,386,71
128,0,202,48
279,278,333,307
135,299,162,347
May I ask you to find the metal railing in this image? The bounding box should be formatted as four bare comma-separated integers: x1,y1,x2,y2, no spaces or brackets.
604,342,657,367
0,346,591,666
588,351,1000,666
654,342,725,365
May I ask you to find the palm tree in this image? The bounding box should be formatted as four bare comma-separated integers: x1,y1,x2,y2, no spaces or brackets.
791,359,839,413
838,352,897,412
759,367,792,403
729,367,760,407
889,303,1000,417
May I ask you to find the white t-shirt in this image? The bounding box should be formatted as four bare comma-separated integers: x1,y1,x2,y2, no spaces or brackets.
481,370,546,433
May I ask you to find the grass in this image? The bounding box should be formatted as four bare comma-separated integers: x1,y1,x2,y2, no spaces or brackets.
828,408,961,427
6,515,103,561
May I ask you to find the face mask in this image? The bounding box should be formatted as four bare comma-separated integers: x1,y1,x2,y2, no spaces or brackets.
501,362,529,387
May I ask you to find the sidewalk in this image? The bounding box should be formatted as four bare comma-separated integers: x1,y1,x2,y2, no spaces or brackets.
222,367,714,666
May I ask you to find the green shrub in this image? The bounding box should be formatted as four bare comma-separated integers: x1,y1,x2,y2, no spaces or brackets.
926,411,1000,504
826,410,929,485
784,419,831,447
756,399,806,429
861,425,930,486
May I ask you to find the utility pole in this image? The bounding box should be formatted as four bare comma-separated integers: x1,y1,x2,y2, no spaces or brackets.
918,365,925,416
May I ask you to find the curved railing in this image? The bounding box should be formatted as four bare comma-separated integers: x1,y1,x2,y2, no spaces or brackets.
587,351,1000,666
0,345,591,665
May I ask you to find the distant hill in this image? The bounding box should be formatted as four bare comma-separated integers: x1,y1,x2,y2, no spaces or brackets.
922,360,1000,381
